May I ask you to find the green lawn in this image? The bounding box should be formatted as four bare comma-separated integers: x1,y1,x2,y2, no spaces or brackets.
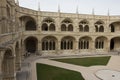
36,63,85,80
52,56,111,67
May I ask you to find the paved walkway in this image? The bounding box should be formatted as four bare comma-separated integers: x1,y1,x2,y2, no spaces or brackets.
19,55,120,80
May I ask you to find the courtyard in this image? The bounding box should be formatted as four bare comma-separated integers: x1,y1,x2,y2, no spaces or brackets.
16,54,120,80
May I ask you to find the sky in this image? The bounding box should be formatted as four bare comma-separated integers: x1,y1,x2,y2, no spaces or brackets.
18,0,120,15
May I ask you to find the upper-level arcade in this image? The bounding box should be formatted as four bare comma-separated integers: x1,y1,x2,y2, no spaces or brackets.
17,7,120,35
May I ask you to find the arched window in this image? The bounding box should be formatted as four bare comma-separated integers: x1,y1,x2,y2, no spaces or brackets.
79,20,89,32
95,37,106,49
95,21,104,32
61,18,73,31
49,24,55,31
79,37,91,50
25,20,36,31
68,24,73,31
61,36,74,50
42,37,56,51
110,24,115,32
42,23,48,31
42,40,56,50
42,18,56,31
61,24,67,31
79,40,89,49
81,41,83,49
20,16,37,31
95,25,98,32
61,40,73,50
79,25,83,32
99,26,104,32
84,25,89,32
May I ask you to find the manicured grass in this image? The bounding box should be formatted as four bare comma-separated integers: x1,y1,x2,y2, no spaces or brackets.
36,63,85,80
52,56,111,67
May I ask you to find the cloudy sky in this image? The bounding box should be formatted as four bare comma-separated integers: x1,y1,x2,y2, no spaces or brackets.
18,0,120,15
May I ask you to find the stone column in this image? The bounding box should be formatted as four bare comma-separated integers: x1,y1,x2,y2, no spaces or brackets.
106,40,110,52
74,40,78,54
55,40,61,54
38,40,42,55
15,48,21,71
91,40,95,53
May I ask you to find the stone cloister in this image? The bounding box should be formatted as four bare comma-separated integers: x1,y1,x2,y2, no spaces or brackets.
1,0,120,80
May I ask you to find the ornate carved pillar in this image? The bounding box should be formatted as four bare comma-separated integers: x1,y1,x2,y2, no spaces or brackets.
91,40,95,53
15,48,21,71
74,40,79,54
56,41,61,54
106,40,110,52
38,40,42,55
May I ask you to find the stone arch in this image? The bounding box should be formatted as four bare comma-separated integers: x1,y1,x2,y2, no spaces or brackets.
42,23,48,31
110,37,120,51
79,19,89,24
95,36,107,49
24,36,38,53
41,36,57,51
61,36,75,50
95,20,105,32
42,17,56,31
95,20,105,24
79,19,89,32
79,36,92,49
109,21,120,32
19,16,37,31
25,20,36,30
42,17,55,23
2,49,15,80
61,18,73,23
61,18,73,31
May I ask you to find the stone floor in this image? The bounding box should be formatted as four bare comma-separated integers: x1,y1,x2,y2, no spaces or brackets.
17,54,120,80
